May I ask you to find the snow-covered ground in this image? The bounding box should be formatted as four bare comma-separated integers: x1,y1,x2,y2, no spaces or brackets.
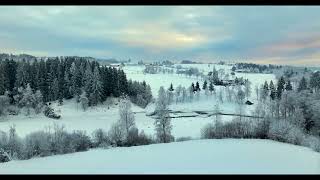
123,64,275,100
0,64,275,139
1,139,319,174
0,99,215,139
0,63,319,174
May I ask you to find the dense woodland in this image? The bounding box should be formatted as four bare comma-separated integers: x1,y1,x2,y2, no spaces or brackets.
233,63,283,73
0,56,152,116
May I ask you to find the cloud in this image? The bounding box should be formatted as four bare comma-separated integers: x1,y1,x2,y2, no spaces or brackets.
0,6,320,65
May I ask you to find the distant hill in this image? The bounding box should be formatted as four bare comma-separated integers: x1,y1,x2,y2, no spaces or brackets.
0,53,122,66
0,53,36,62
95,58,120,65
180,60,198,64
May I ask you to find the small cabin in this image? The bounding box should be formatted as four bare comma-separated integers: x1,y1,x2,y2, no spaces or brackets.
245,100,254,105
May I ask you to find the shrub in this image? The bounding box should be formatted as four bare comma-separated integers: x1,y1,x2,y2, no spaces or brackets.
108,122,126,147
137,130,154,145
23,131,51,159
254,118,271,139
176,136,192,142
70,130,92,152
285,126,305,145
91,129,110,148
201,123,216,139
0,148,11,163
48,124,74,154
6,105,20,116
201,118,256,139
6,126,24,160
125,127,140,146
268,120,294,143
125,127,154,146
0,131,8,150
302,135,320,152
44,105,61,119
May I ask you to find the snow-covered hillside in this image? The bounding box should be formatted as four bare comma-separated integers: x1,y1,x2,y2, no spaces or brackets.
1,139,319,174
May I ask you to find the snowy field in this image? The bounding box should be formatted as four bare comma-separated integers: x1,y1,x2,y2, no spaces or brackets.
0,63,319,174
0,99,214,139
0,64,275,139
123,64,275,100
1,139,319,174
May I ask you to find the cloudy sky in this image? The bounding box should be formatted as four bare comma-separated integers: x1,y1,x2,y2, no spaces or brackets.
0,6,320,65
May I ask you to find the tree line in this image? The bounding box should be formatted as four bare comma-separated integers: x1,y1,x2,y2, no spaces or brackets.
0,56,152,116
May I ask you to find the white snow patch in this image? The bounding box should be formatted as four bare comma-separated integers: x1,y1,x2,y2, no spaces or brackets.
0,139,319,174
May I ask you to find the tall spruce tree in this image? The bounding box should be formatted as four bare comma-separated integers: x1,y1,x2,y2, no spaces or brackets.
83,63,93,96
209,81,214,94
269,80,276,100
195,82,201,92
89,66,103,106
285,80,293,91
202,80,207,90
0,62,5,95
168,83,174,91
276,76,286,99
118,69,128,96
298,76,308,92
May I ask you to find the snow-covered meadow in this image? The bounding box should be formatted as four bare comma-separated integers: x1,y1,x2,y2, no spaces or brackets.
0,64,275,139
1,139,319,174
2,63,319,174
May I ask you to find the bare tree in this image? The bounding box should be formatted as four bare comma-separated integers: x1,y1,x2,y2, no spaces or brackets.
119,96,135,137
154,86,173,143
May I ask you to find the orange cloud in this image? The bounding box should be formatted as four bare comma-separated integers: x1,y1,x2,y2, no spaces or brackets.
260,35,320,54
117,24,209,53
252,55,320,66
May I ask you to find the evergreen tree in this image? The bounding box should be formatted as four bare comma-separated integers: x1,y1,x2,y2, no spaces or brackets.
51,78,59,101
209,81,215,94
118,69,129,96
33,90,43,114
191,83,195,92
30,59,39,90
195,81,201,92
83,63,93,95
168,83,174,91
263,81,269,91
15,61,28,89
210,66,219,84
298,76,308,92
261,81,269,101
277,76,286,99
285,80,293,91
310,71,320,92
19,84,35,116
89,66,103,106
57,61,65,105
0,62,5,95
4,59,17,93
112,68,120,97
202,80,207,90
270,80,276,100
63,69,72,99
69,62,82,101
102,67,113,98
38,59,48,102
0,91,10,116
